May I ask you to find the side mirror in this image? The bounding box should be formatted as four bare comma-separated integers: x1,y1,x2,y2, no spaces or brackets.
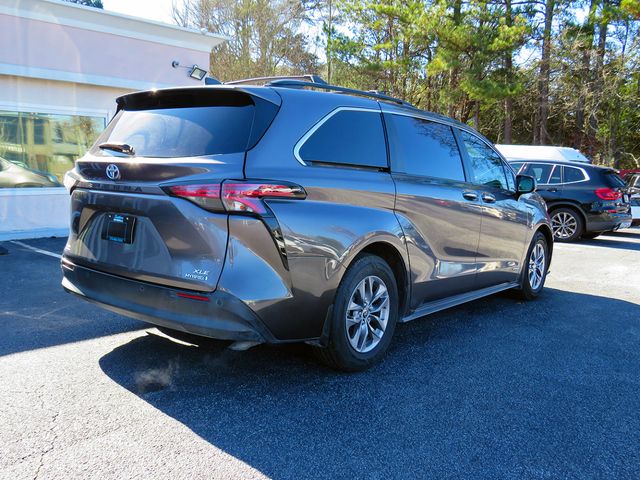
516,174,536,195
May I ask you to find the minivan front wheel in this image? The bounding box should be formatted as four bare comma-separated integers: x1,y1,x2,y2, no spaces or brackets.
515,231,549,300
315,254,398,371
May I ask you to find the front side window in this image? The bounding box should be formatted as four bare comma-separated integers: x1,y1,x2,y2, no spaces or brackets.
510,162,524,173
459,130,509,190
298,110,387,168
504,163,516,191
384,114,465,181
549,165,562,184
522,163,555,184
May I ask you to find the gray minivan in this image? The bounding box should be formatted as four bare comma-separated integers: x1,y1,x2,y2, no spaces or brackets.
61,79,552,370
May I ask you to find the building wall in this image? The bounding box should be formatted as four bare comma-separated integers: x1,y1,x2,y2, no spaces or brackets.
0,75,128,119
0,76,128,240
0,12,211,91
0,0,224,240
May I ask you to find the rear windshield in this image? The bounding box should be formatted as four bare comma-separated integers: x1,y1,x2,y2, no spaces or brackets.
91,91,259,158
603,170,626,188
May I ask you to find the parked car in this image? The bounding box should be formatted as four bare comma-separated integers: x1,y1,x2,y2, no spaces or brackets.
0,157,62,188
625,172,640,226
496,144,590,163
61,79,552,371
509,159,632,241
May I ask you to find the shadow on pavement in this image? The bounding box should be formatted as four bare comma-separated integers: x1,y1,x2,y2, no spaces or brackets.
0,238,144,356
602,230,640,240
580,236,640,251
99,288,640,479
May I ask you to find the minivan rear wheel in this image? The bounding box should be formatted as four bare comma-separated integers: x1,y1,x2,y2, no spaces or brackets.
314,254,398,371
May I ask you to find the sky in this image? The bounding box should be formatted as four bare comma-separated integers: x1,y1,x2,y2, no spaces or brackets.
101,0,180,25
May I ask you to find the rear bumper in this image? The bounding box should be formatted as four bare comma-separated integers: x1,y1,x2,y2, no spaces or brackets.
586,212,633,233
61,258,276,343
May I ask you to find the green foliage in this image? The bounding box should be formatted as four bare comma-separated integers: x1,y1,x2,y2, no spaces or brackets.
176,0,640,165
174,0,318,81
63,0,103,8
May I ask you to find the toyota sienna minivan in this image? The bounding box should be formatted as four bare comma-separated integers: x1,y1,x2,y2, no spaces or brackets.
61,78,552,371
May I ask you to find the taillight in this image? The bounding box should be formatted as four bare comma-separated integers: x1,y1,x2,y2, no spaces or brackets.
595,188,622,201
221,182,306,214
168,184,223,211
167,181,306,214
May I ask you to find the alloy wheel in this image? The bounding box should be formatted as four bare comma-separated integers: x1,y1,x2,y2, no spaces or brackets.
345,275,390,353
528,242,546,290
551,212,577,240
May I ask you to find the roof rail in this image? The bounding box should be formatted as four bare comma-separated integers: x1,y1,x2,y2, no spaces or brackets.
225,74,327,86
265,79,415,107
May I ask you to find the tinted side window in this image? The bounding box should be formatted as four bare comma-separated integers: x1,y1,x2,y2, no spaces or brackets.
510,162,524,173
459,131,508,190
385,114,465,181
504,163,516,191
523,163,554,184
549,165,562,184
299,110,387,168
564,167,586,183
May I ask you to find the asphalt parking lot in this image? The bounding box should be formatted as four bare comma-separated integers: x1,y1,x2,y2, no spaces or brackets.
1,230,639,480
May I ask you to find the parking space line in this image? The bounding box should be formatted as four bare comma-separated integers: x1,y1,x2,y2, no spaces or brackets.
10,241,62,259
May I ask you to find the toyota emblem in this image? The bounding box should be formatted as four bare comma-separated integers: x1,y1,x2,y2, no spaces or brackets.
106,164,120,180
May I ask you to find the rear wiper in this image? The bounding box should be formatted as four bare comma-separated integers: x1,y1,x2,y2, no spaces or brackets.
98,142,135,156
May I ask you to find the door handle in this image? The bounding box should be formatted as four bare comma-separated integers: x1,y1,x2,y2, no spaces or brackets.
481,193,496,203
462,191,478,201
547,188,558,193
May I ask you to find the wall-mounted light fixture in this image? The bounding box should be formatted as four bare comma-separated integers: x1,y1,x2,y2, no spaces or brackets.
171,60,208,81
189,65,207,81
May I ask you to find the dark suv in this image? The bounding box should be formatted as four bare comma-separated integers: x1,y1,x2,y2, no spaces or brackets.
61,79,552,370
509,160,632,241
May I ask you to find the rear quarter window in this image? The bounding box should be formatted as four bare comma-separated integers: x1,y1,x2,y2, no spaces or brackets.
297,109,387,168
564,167,587,183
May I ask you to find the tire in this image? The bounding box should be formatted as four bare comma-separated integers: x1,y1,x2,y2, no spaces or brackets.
515,231,549,300
313,254,399,372
550,207,584,242
581,232,601,239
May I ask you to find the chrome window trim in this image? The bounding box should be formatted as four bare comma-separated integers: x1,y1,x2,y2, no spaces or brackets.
525,162,560,185
293,106,382,166
522,162,591,186
547,164,562,185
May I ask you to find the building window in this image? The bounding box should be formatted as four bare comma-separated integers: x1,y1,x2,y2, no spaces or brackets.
0,111,105,188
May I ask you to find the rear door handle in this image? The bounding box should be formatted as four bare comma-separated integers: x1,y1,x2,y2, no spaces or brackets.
462,191,478,201
481,193,496,203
